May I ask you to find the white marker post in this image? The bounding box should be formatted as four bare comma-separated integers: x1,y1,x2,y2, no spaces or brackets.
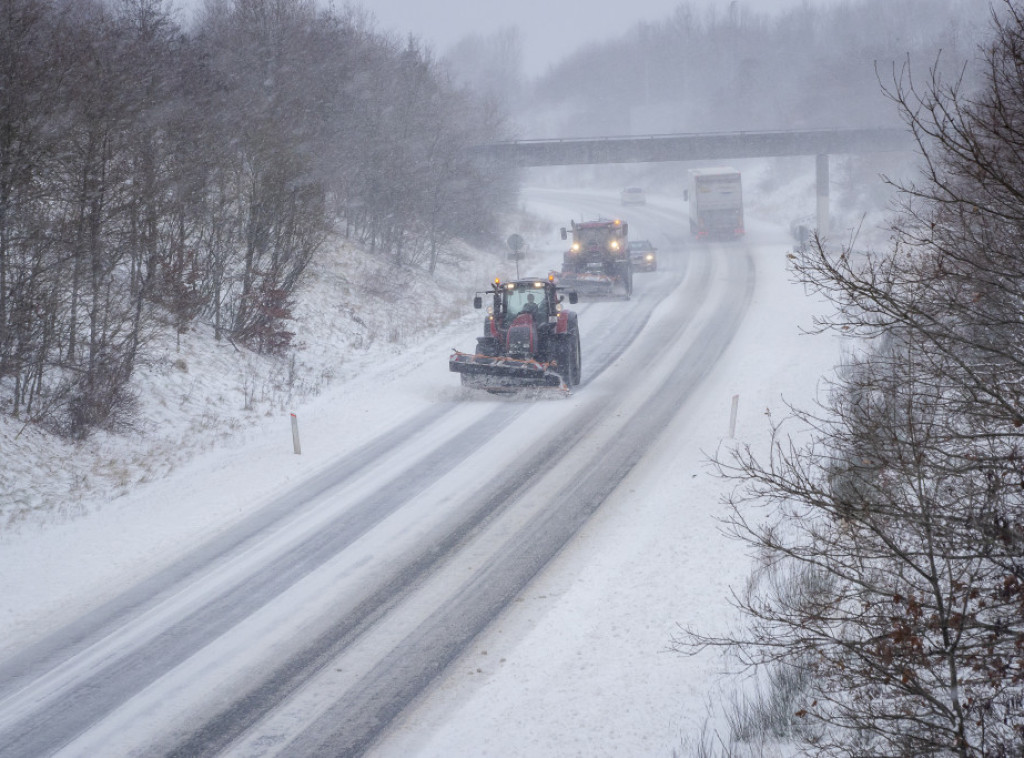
729,394,739,438
291,412,301,455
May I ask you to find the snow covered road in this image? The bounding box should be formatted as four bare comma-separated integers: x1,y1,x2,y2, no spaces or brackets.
0,188,771,757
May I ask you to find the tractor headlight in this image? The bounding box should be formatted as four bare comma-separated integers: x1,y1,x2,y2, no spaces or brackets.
610,241,619,251
571,242,580,252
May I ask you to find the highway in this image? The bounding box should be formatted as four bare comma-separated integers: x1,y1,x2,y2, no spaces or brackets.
0,188,755,757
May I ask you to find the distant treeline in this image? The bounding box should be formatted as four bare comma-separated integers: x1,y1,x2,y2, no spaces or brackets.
0,0,515,437
526,0,991,135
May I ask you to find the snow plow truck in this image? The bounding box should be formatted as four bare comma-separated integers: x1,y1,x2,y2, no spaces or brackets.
450,276,581,391
558,218,633,299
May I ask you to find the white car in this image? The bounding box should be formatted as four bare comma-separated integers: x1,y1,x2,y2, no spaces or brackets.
620,187,646,205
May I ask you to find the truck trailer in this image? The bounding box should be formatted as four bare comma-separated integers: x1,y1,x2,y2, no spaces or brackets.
686,167,744,239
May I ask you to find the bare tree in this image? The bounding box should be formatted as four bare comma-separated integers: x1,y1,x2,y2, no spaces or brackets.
677,3,1024,756
0,0,59,417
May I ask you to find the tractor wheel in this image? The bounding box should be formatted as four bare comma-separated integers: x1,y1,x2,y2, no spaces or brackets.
556,333,581,386
569,331,582,385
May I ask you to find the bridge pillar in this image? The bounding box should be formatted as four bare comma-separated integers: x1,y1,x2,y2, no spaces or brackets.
816,153,830,237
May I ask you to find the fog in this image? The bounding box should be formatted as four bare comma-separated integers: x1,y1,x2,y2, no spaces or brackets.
168,0,992,141
172,0,832,77
350,0,829,77
449,0,993,139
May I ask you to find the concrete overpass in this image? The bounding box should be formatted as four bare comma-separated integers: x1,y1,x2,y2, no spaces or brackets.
477,127,912,235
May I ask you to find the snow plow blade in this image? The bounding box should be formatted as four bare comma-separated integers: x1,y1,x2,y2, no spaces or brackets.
557,272,616,296
557,271,628,299
449,350,567,390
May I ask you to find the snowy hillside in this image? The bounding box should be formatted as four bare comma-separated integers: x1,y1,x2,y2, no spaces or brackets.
0,232,520,530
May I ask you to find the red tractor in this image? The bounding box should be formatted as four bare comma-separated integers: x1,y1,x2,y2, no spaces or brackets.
558,218,633,299
450,276,581,391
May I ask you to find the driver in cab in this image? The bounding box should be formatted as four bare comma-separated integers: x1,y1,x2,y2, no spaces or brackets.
520,293,542,319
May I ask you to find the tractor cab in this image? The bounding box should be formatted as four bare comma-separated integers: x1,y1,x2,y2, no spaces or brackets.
501,280,550,326
473,278,576,330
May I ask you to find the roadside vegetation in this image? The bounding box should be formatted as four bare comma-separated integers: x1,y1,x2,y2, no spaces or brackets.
0,0,516,440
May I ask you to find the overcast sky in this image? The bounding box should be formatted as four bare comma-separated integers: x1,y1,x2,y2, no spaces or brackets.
174,0,832,77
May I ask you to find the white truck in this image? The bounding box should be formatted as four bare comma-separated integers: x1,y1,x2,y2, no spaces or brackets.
685,167,744,239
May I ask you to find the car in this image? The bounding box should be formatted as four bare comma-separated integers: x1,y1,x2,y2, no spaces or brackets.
629,239,658,272
620,186,646,205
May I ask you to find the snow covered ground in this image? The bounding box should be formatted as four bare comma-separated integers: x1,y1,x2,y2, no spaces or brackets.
0,179,860,755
